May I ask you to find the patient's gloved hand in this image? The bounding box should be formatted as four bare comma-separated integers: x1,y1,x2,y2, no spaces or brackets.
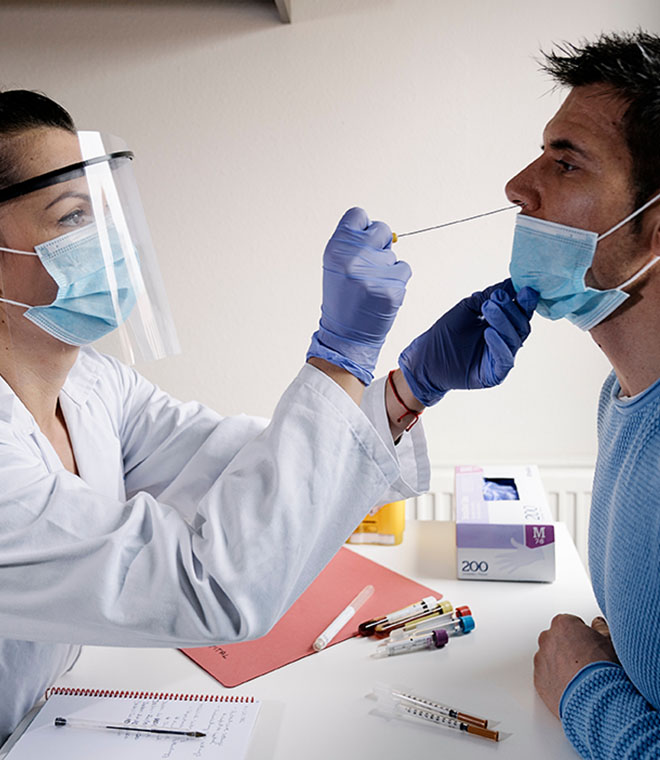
307,207,412,386
398,279,538,406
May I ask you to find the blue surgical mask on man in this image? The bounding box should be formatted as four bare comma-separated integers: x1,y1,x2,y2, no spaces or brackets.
510,190,660,331
0,221,138,345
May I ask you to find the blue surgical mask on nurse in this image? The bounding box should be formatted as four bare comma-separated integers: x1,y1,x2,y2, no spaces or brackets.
0,221,138,345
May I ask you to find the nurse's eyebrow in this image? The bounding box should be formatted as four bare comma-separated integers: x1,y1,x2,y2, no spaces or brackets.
44,191,91,210
544,138,592,159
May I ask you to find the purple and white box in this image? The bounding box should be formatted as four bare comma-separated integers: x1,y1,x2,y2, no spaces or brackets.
455,465,555,582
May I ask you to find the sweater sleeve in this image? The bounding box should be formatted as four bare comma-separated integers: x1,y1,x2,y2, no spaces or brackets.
560,662,660,759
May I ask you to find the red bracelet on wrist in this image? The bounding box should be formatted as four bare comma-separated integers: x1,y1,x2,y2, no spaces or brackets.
387,370,423,431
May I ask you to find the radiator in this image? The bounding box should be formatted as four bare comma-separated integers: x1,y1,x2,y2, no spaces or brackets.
406,465,594,569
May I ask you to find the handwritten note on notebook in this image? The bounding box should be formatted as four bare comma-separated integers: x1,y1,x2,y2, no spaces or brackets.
5,689,260,760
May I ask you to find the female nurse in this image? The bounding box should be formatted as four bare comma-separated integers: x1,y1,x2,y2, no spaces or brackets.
0,89,535,743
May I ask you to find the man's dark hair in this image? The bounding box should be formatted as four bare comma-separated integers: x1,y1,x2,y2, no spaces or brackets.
541,31,660,227
0,89,76,191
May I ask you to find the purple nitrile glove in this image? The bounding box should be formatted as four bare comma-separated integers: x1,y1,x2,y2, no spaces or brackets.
398,279,538,405
307,207,412,385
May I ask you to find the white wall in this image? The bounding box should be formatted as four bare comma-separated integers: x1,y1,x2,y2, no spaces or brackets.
1,0,656,469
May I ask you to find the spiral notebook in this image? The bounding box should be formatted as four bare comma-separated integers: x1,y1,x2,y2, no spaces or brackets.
3,687,260,760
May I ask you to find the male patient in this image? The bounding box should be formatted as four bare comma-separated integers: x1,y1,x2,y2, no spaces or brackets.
502,31,660,759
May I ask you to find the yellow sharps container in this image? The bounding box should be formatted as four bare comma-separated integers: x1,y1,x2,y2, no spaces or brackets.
347,500,406,546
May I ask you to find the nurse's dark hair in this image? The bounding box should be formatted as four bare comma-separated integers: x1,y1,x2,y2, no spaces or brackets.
0,89,75,191
540,30,660,227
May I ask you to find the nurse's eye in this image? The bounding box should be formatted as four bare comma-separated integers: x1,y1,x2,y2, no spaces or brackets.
555,159,578,173
58,208,89,227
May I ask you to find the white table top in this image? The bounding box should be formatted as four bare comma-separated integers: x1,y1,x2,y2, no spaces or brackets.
48,521,599,759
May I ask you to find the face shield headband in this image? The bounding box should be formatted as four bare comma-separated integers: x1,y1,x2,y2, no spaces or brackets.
0,151,134,204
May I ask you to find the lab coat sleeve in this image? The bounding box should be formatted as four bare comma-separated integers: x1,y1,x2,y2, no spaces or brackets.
118,365,428,519
0,363,428,648
560,662,660,759
117,361,271,522
360,375,430,506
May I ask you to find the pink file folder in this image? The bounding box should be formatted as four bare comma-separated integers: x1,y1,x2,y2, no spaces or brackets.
181,546,443,687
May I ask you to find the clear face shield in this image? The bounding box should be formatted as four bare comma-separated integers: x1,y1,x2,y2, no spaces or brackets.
0,130,179,364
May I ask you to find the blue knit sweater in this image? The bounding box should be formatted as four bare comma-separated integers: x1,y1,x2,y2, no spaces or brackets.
559,371,660,758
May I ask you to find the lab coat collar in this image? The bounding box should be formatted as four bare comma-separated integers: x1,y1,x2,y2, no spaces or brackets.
0,373,28,428
60,347,104,408
0,346,103,427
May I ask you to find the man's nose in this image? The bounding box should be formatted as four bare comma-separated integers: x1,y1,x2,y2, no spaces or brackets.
505,164,539,212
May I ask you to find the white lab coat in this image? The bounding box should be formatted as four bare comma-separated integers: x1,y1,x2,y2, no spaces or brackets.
0,347,429,742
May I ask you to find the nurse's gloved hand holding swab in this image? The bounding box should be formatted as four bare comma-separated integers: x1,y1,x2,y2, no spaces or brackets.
384,201,537,409
307,207,411,386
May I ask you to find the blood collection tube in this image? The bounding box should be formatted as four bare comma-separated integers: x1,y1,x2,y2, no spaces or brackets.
358,596,443,636
372,600,454,638
415,615,474,637
371,628,449,658
388,606,472,641
375,616,475,657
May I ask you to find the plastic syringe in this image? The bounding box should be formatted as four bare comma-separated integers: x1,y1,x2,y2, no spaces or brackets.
372,684,498,741
372,684,489,729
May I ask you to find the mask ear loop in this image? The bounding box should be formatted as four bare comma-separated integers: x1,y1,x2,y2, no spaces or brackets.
597,189,660,242
595,190,660,291
617,254,660,291
0,246,38,256
0,296,31,309
0,248,40,309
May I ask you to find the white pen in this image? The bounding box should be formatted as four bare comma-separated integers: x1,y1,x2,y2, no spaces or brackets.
313,584,375,651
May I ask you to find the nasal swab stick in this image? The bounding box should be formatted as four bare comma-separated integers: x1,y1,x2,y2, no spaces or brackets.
391,203,521,243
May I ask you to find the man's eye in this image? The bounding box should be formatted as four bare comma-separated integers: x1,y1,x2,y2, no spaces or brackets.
555,159,578,173
58,209,88,227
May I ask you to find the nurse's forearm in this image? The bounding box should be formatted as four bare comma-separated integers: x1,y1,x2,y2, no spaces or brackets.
385,369,425,440
306,357,365,406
